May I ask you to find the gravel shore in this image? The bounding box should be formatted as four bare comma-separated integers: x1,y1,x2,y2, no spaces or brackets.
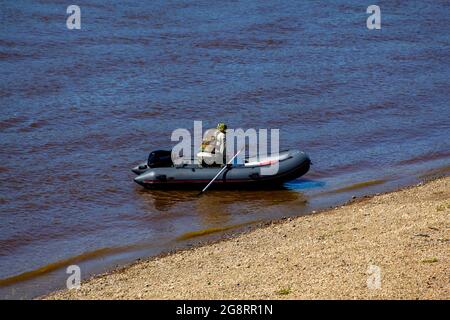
45,176,449,300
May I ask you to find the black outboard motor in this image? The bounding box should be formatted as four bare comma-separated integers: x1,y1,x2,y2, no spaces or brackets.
147,150,172,168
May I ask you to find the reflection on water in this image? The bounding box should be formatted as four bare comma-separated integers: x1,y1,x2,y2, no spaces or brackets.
136,187,308,226
136,188,197,212
285,179,326,190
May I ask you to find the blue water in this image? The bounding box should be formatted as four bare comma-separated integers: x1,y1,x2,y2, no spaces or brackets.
0,0,449,298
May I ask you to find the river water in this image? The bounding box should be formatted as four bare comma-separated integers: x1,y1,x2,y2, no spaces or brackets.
1,0,449,298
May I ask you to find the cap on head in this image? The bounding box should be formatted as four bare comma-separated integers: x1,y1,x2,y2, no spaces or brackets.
217,123,227,133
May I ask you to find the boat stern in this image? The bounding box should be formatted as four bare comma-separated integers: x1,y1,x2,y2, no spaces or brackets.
131,162,149,175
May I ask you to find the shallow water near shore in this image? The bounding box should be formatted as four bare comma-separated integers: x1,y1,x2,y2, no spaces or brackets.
1,1,449,298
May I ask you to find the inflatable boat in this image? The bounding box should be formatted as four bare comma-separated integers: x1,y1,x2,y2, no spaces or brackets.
132,149,310,189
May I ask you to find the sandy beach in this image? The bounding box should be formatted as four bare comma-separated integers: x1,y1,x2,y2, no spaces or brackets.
45,176,449,300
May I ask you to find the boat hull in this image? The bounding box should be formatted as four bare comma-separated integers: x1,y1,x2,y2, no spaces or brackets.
133,150,310,190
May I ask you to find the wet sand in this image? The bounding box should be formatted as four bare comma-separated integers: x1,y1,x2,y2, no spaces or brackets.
45,176,449,300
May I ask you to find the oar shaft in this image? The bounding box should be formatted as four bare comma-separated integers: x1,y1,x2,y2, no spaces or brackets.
200,148,243,193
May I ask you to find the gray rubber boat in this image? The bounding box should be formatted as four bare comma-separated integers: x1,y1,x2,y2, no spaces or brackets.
132,149,310,189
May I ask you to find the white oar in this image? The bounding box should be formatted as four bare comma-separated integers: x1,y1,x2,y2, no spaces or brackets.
199,148,244,194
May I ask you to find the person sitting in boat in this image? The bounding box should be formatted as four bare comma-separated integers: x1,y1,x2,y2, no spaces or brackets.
197,123,227,167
